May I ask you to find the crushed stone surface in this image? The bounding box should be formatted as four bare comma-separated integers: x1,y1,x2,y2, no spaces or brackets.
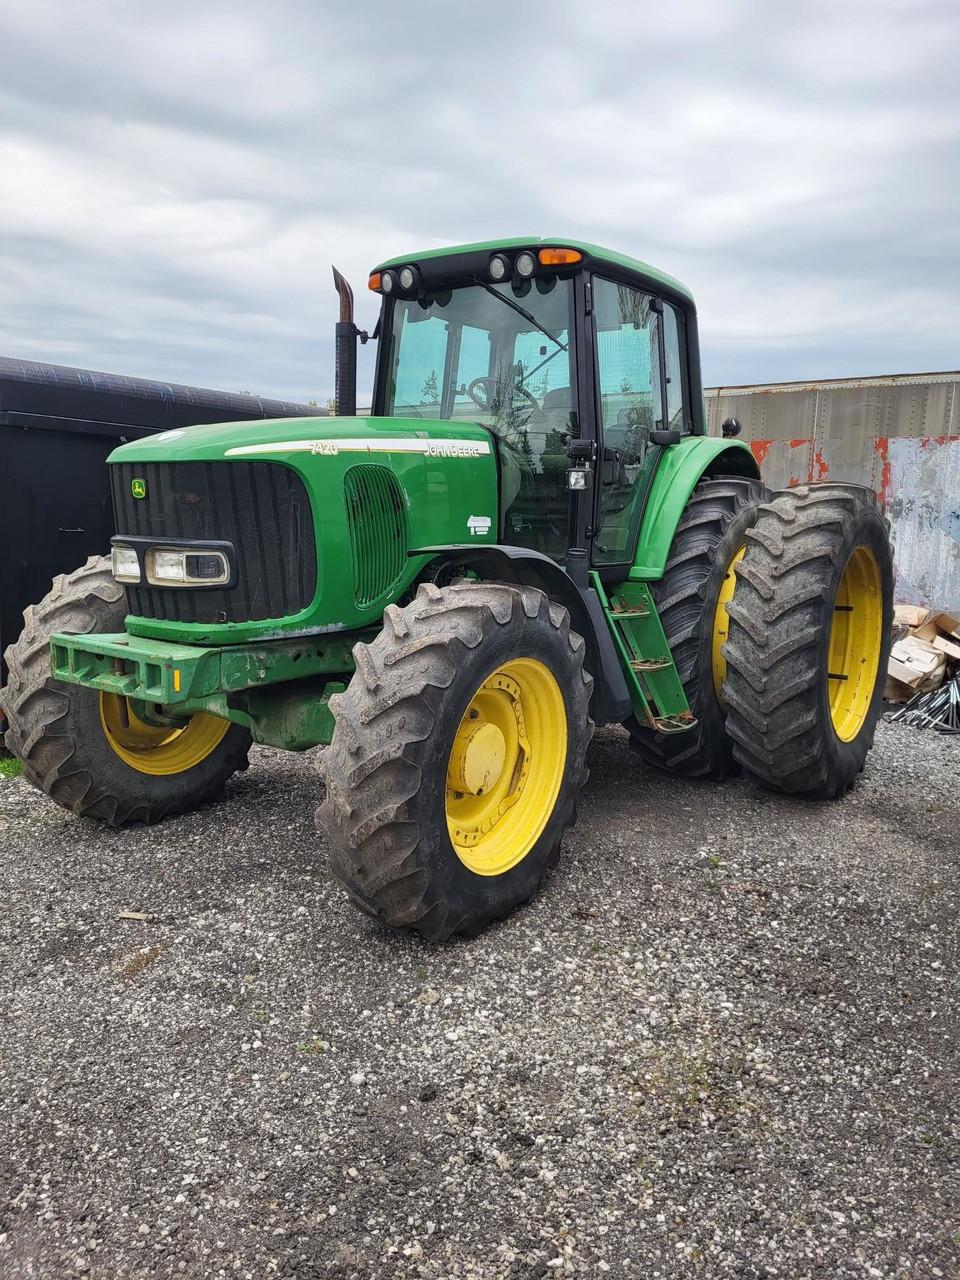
0,721,957,1279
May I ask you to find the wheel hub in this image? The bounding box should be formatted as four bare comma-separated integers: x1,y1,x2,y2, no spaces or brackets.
445,659,567,876
449,720,507,796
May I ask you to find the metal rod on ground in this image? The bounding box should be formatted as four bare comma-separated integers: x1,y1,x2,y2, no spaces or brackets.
886,674,960,732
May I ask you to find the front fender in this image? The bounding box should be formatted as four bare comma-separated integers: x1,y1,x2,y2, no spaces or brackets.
408,544,632,724
630,437,759,580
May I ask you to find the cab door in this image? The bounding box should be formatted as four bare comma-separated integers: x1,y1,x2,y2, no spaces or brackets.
591,276,688,566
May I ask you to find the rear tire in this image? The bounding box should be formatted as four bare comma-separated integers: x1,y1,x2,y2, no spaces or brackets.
316,580,593,941
1,556,251,825
723,484,893,798
626,476,768,778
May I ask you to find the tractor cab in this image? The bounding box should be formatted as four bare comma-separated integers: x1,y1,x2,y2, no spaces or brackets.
341,240,714,574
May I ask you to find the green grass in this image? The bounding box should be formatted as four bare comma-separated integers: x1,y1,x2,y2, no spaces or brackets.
0,756,22,779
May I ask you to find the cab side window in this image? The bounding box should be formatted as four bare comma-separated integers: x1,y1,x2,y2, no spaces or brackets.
593,277,663,563
595,280,662,450
663,303,687,431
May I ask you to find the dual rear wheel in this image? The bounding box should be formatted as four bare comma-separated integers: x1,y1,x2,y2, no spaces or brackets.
628,478,891,794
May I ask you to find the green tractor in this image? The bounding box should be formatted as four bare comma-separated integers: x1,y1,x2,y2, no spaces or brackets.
1,240,893,939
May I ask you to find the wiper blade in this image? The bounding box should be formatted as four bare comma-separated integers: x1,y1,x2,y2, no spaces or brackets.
471,276,567,352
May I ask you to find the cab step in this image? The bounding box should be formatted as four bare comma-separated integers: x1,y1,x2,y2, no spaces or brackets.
590,572,696,734
610,606,651,619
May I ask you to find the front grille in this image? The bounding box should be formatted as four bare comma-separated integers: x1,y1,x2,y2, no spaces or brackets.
343,464,408,606
111,460,317,624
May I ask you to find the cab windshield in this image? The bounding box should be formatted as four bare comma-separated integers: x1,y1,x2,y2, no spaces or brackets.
381,276,576,559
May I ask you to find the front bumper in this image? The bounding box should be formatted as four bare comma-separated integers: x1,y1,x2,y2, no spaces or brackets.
49,629,367,752
50,629,360,708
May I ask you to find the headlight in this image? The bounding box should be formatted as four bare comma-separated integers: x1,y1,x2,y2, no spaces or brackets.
381,269,397,294
111,545,140,584
145,547,230,587
398,264,419,291
515,251,536,278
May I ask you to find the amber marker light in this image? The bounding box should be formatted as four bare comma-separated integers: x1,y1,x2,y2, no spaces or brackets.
368,272,382,291
538,247,583,266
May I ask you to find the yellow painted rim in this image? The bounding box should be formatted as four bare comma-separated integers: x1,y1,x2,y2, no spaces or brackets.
445,658,567,877
99,693,230,775
827,545,884,742
712,544,746,701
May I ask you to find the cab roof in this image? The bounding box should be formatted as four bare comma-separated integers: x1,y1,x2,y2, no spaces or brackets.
373,237,695,307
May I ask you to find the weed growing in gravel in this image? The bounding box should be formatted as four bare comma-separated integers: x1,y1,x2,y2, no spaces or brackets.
298,1039,331,1055
0,756,22,778
119,945,166,981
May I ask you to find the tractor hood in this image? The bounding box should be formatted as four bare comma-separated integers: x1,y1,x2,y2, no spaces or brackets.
106,414,500,647
109,414,493,464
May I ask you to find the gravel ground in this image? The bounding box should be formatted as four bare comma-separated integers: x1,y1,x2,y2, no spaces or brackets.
0,721,958,1280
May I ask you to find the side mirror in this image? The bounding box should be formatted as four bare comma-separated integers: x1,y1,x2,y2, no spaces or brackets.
721,417,742,438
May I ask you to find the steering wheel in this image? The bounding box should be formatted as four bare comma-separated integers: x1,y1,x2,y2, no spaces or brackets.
466,376,542,417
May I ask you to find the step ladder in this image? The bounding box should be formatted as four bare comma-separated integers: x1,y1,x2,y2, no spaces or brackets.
591,572,696,736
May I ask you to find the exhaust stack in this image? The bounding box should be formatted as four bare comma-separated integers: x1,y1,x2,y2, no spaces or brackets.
332,266,357,417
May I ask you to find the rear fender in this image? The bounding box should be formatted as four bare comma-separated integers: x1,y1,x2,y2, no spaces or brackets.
631,437,759,580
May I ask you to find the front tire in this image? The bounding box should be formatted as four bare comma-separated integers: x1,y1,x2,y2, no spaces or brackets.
1,556,251,824
316,581,594,941
723,485,893,798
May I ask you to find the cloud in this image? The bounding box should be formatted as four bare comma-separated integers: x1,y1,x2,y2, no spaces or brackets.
0,0,957,398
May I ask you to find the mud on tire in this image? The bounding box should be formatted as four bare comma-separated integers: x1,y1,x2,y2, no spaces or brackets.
1,556,250,825
316,580,594,941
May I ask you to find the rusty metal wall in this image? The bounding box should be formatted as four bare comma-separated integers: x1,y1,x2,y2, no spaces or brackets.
705,371,960,609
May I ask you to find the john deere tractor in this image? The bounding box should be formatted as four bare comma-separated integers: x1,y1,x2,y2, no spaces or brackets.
1,240,893,939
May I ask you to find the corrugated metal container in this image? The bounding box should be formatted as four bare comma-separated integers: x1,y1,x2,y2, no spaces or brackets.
705,371,960,610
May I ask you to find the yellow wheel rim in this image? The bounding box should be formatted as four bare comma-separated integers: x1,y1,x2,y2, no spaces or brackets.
827,545,884,742
99,693,230,776
712,544,746,700
445,658,567,877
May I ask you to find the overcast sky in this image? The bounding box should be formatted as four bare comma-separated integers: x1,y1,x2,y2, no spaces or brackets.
1,0,957,404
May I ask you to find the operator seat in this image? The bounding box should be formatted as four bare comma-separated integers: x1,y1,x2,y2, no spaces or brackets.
541,386,574,433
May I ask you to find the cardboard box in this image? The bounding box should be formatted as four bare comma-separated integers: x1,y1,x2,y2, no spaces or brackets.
933,633,960,662
888,634,946,689
883,675,915,704
894,604,931,629
931,612,960,640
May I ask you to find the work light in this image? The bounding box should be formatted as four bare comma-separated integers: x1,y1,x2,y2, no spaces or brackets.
111,545,140,584
381,270,397,294
398,264,419,291
489,254,510,282
515,251,536,278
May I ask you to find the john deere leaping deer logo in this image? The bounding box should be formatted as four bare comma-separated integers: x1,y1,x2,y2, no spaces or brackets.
131,478,147,500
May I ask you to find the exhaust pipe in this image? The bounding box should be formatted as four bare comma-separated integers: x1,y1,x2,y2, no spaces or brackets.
332,266,357,417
